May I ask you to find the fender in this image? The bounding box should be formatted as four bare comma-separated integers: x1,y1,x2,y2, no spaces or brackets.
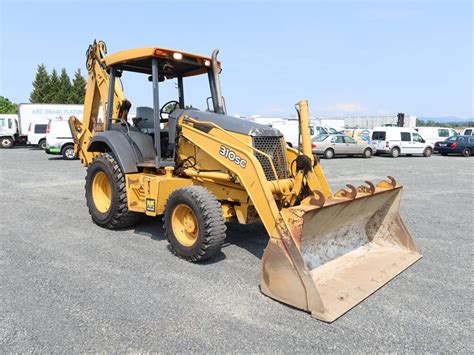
88,130,154,173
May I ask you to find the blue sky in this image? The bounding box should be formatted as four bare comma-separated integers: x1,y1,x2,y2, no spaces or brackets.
1,0,472,118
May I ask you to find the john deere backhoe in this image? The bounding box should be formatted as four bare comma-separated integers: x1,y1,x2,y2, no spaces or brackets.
70,40,421,322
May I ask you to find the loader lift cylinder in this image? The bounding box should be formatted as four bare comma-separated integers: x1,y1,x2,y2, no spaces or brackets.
152,58,162,166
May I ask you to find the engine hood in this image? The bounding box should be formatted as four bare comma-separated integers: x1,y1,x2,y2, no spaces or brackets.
170,109,282,137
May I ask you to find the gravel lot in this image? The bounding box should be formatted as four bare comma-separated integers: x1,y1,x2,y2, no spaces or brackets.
1,148,472,353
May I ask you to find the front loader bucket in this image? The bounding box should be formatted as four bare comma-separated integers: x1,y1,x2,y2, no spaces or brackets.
260,183,421,322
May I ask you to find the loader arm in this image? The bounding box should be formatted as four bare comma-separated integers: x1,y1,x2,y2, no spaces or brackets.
69,40,131,166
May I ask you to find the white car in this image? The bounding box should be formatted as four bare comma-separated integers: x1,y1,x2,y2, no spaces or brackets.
372,127,433,157
415,127,458,147
44,119,76,160
462,127,474,136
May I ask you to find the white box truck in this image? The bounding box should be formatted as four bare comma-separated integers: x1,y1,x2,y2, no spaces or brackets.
0,104,84,149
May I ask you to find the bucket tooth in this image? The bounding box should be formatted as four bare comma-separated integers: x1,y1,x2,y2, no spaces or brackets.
377,176,397,189
335,184,357,199
357,180,375,195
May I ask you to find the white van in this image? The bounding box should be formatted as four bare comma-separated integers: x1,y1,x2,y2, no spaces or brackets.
44,119,76,160
372,127,433,157
415,127,458,146
27,121,49,149
462,127,474,136
268,121,316,147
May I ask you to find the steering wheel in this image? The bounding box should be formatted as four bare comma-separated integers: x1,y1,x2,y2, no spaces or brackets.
160,100,180,121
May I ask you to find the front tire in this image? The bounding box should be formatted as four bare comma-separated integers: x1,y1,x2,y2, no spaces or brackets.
324,148,334,159
85,153,140,229
62,144,76,160
1,137,14,149
164,186,226,262
462,148,471,157
423,147,432,157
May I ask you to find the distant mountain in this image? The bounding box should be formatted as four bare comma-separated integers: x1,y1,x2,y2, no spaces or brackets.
419,116,474,123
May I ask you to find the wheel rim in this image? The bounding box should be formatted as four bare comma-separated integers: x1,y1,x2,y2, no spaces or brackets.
92,171,112,213
2,138,11,147
65,148,75,158
464,149,470,157
172,204,199,247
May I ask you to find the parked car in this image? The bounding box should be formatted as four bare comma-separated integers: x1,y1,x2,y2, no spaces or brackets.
372,127,433,158
312,134,373,159
415,127,458,149
434,135,474,157
27,122,49,149
462,127,474,136
44,119,76,160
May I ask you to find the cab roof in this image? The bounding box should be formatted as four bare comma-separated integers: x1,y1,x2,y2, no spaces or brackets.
104,47,221,78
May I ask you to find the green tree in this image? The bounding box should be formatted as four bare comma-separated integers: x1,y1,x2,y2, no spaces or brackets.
46,69,60,103
0,96,18,114
29,64,50,103
57,68,72,103
68,69,87,104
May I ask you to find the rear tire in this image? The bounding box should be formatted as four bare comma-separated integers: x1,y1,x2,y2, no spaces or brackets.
462,148,471,157
85,152,140,229
38,139,47,150
390,147,400,158
1,137,14,149
164,186,226,262
324,148,334,159
423,147,432,157
62,144,76,160
363,148,372,158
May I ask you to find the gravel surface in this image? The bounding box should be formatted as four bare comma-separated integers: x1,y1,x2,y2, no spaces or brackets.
1,148,472,353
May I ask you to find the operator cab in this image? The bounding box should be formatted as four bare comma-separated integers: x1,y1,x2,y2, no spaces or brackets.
103,47,225,168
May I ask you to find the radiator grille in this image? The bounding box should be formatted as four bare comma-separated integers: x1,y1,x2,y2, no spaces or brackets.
252,136,288,181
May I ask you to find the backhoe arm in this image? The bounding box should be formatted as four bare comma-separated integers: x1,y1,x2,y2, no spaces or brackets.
69,40,131,166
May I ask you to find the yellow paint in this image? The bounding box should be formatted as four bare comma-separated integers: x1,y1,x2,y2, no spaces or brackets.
171,204,199,247
92,171,112,213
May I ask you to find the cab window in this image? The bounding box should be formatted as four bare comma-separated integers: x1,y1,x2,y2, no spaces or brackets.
438,129,449,137
412,132,424,143
0,118,4,127
401,132,411,141
464,129,472,135
331,136,344,143
450,129,458,136
343,136,356,144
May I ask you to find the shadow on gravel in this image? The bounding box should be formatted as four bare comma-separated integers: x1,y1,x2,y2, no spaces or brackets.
132,216,269,262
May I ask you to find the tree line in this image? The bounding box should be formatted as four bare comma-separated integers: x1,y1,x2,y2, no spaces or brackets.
29,64,87,104
416,119,474,128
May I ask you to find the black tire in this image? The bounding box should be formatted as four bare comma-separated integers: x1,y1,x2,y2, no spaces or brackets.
390,147,400,158
423,147,432,157
164,186,226,262
1,137,14,149
85,152,140,229
363,148,372,158
61,144,76,160
462,148,471,157
38,139,47,150
324,148,334,159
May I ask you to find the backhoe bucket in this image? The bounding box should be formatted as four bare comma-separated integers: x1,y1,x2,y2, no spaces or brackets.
260,183,421,322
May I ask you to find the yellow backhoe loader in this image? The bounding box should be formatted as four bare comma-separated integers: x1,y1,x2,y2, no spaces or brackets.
70,40,421,322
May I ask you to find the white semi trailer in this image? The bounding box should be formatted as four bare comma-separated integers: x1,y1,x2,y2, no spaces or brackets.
0,104,84,149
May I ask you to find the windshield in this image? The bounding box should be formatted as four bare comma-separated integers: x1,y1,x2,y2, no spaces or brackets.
329,128,338,134
312,134,329,142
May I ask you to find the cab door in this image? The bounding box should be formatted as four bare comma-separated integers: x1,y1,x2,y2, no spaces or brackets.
412,132,426,153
